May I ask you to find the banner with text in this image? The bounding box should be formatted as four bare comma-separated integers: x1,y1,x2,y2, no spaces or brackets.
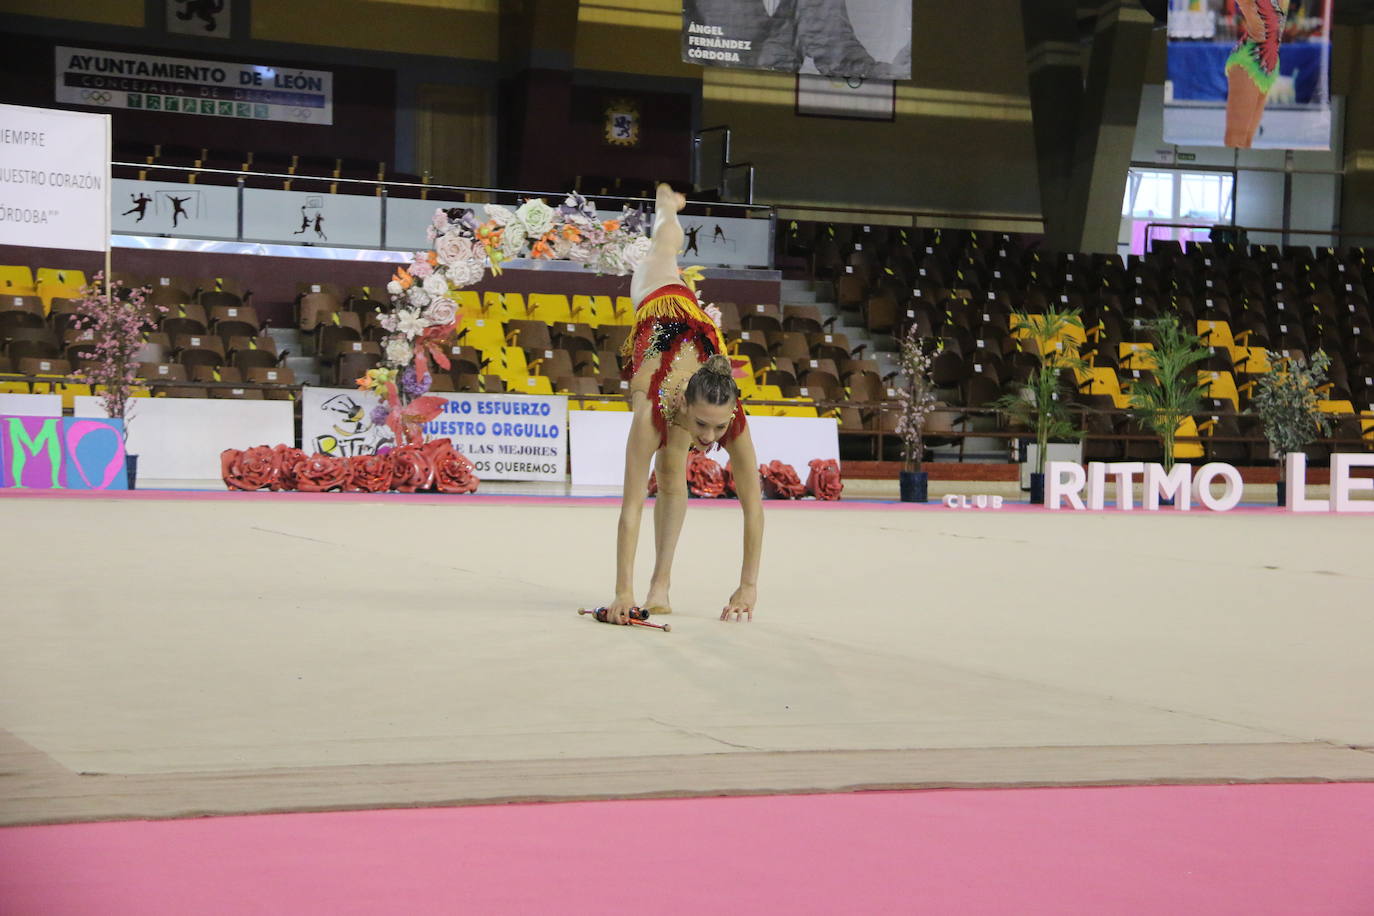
302,387,568,481
682,0,911,79
56,46,333,126
0,103,109,251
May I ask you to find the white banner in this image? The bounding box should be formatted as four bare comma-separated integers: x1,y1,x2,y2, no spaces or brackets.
56,46,333,126
302,387,568,481
677,214,771,269
243,188,381,248
0,393,62,416
113,178,237,239
73,395,294,480
568,411,839,487
0,103,110,252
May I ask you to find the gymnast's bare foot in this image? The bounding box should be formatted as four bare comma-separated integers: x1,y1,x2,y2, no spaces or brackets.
656,182,686,213
644,584,673,615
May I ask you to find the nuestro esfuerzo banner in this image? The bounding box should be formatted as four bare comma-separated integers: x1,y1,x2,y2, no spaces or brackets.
55,46,334,126
302,387,567,482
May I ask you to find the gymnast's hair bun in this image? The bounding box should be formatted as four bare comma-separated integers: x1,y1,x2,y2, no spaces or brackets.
704,353,732,376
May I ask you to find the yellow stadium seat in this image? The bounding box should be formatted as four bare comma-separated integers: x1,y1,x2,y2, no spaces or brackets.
499,292,529,320
527,293,572,323
29,380,92,410
1119,342,1154,370
512,375,554,395
1196,320,1234,350
0,265,37,295
1076,367,1122,398
1174,416,1204,460
1318,400,1354,415
452,290,481,320
576,294,617,328
1229,346,1270,374
458,316,505,352
0,380,30,394
481,345,528,378
1199,370,1239,410
36,268,86,289
614,296,636,323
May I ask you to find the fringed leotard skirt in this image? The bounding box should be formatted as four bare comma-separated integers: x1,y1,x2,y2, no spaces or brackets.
620,283,748,449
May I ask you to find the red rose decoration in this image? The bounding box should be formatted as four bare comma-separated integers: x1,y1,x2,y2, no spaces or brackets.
271,445,308,491
424,439,479,494
347,453,395,492
805,458,843,500
390,443,435,493
295,453,350,492
759,460,805,499
686,452,726,498
221,445,277,491
646,470,658,496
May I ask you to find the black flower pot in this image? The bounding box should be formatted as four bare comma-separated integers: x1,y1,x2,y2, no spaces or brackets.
899,470,928,503
1029,471,1045,505
1276,480,1286,507
125,453,139,490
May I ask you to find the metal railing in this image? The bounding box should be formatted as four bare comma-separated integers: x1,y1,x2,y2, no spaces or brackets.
111,161,775,251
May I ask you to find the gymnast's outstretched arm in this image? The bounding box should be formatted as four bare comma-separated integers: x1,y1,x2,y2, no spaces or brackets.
607,392,661,625
721,426,763,621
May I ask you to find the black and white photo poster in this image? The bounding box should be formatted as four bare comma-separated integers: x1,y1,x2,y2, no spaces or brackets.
682,0,911,80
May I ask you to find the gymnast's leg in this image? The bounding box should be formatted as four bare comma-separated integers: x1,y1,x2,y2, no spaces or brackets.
631,183,688,306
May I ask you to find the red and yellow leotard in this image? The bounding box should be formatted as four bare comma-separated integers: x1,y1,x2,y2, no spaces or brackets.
621,283,747,450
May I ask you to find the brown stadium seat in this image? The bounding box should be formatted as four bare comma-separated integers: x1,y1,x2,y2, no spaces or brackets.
505,319,553,351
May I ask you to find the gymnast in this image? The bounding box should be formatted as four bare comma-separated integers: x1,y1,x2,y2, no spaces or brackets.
1224,0,1289,148
602,183,763,625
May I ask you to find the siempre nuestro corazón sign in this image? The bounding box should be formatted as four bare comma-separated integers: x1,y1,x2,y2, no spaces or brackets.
55,46,333,125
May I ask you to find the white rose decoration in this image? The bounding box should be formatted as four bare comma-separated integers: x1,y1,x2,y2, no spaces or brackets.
500,225,527,261
385,337,413,366
386,280,403,296
423,273,450,297
434,232,473,267
406,286,431,308
483,204,514,226
622,236,652,272
425,297,457,326
446,259,486,289
516,198,554,238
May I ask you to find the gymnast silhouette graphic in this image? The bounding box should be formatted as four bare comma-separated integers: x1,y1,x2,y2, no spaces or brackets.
167,195,190,228
122,193,152,222
683,224,702,255
293,207,311,235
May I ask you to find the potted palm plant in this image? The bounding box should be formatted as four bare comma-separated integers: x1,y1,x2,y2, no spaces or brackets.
993,307,1086,503
1252,350,1332,506
1127,315,1210,479
895,322,937,502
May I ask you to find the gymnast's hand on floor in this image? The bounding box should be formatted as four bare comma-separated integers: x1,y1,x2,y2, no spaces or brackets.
720,585,755,623
604,595,638,625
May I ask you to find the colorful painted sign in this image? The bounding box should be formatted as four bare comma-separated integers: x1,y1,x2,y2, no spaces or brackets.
0,415,128,489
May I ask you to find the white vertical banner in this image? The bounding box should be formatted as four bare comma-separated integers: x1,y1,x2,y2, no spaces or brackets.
0,103,111,252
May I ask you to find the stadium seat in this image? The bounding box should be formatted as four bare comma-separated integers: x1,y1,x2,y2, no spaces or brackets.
511,375,555,395
0,266,37,295
527,294,573,323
